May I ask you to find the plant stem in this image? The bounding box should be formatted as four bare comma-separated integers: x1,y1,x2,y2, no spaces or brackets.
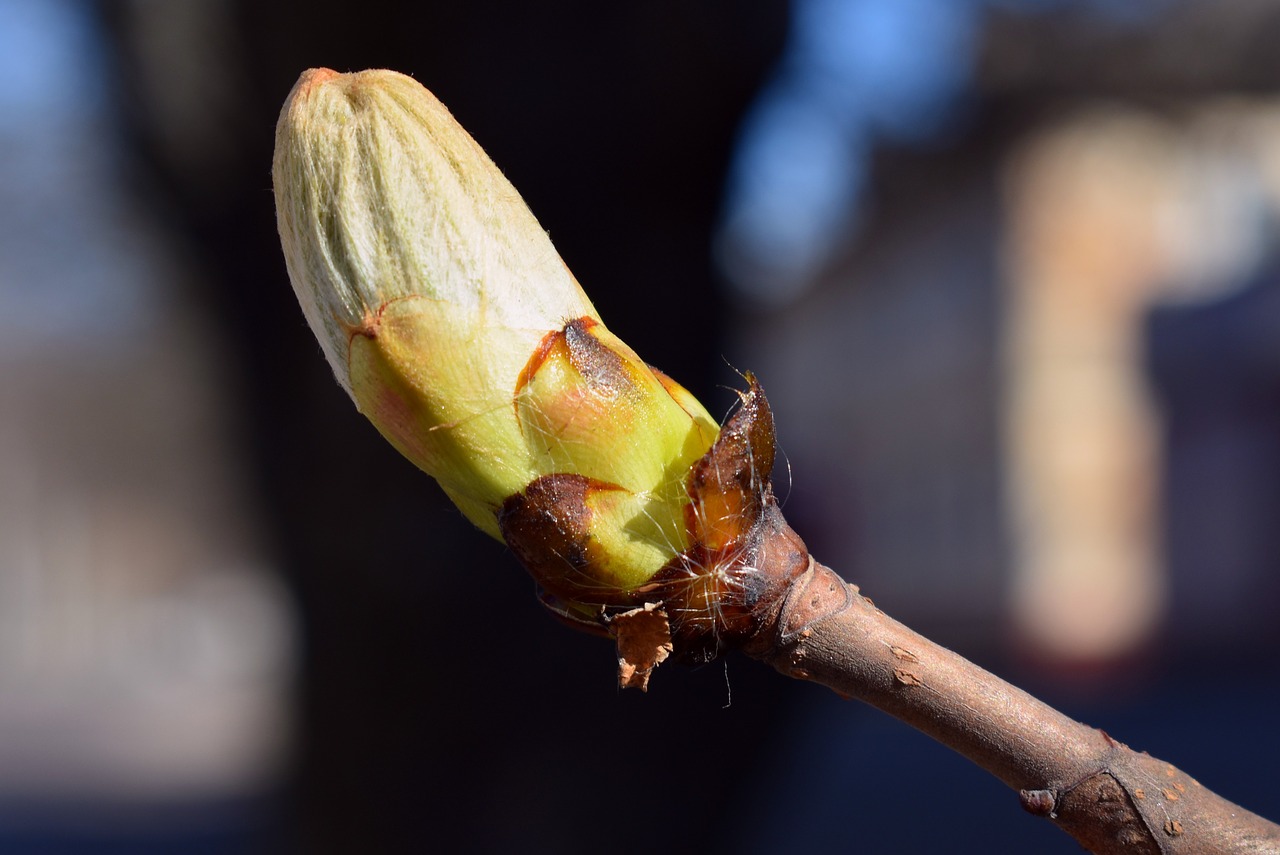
611,379,1273,851
742,535,1280,853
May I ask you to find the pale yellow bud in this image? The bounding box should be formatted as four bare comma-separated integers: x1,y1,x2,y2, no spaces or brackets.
273,68,719,600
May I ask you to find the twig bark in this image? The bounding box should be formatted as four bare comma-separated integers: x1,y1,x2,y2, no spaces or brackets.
741,539,1280,853
632,379,1280,854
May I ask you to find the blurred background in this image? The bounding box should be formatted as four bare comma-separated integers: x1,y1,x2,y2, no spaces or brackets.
1,0,1278,852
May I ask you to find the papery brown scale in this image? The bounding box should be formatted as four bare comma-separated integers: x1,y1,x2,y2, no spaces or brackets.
684,374,776,553
499,474,635,607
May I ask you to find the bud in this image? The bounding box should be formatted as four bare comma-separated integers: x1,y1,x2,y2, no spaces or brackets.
273,69,720,608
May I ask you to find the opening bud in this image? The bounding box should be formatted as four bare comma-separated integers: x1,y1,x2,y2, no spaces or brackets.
273,68,721,606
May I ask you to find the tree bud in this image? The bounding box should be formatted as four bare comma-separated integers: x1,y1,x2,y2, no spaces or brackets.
273,69,720,605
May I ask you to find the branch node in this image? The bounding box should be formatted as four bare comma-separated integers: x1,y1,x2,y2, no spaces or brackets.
1019,788,1058,818
777,559,852,642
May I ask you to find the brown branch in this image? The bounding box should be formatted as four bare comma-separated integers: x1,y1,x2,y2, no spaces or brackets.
740,538,1280,853
625,375,1280,852
599,379,1276,851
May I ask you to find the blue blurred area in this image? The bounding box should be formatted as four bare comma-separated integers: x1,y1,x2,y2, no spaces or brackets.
716,0,1169,303
0,1,290,851
0,0,106,117
0,0,157,346
0,800,272,855
1148,258,1280,650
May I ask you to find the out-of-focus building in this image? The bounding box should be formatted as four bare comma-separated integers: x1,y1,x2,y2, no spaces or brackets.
719,0,1280,670
721,3,1280,851
0,1,293,847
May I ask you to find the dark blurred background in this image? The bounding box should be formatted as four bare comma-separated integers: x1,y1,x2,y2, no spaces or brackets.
1,0,1279,852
